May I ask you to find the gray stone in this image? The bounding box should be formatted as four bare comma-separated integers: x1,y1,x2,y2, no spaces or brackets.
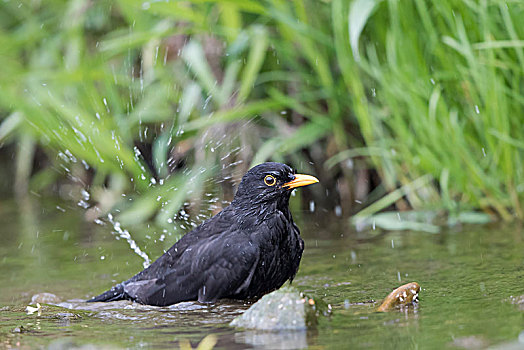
230,286,326,331
31,292,62,304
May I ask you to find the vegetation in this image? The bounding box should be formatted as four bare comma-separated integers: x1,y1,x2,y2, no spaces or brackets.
350,0,524,224
0,0,523,230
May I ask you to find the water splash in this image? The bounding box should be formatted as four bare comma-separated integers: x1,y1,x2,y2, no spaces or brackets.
77,189,90,209
309,201,315,212
107,213,151,268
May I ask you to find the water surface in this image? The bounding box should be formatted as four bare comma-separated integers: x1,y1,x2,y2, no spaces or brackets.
1,197,523,349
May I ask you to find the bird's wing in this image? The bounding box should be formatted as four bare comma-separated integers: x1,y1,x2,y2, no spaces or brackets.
123,236,259,305
191,236,260,302
121,209,260,306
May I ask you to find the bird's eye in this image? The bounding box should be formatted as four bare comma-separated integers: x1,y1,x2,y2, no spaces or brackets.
264,175,276,186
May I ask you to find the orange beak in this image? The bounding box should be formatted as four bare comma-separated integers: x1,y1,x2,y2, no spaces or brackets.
283,174,319,189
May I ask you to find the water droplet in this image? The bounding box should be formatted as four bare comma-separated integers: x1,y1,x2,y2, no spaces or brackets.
164,46,169,65
103,98,110,112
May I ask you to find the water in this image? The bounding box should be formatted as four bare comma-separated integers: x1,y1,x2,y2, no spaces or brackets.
1,197,523,349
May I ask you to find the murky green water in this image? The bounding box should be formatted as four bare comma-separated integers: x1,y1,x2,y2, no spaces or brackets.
1,197,523,349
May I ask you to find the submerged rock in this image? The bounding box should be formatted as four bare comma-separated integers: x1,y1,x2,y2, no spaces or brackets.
450,335,489,349
11,325,33,333
48,312,83,320
24,302,91,321
377,282,420,312
230,286,328,330
31,292,62,305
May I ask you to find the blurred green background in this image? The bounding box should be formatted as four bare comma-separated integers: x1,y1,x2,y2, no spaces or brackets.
1,0,523,229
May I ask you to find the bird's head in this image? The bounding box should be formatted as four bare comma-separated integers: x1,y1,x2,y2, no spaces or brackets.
232,162,319,212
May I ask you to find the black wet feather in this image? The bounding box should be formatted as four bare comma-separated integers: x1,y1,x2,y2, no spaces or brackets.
88,162,308,306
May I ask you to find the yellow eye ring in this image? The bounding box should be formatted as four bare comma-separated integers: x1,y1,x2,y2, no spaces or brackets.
264,175,276,186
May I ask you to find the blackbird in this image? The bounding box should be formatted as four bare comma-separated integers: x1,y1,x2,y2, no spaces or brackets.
88,162,318,306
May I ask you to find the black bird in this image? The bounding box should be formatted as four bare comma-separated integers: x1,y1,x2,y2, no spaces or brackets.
89,162,318,306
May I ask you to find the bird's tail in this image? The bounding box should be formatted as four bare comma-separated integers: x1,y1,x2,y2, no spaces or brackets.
87,283,128,303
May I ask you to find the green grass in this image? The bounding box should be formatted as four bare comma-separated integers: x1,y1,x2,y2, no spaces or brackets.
346,0,524,221
0,0,523,229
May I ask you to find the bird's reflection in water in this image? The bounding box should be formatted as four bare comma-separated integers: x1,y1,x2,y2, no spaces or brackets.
235,330,307,349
